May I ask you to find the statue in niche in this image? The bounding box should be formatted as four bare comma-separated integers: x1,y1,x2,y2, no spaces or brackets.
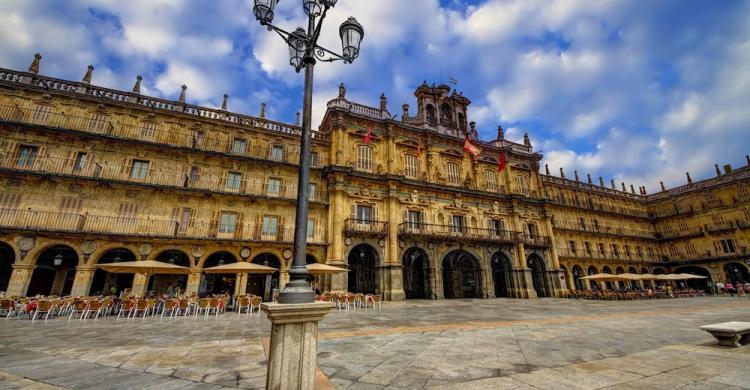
408,189,419,203
425,104,437,125
453,195,463,209
464,176,474,189
377,164,384,175
492,201,500,213
433,167,443,182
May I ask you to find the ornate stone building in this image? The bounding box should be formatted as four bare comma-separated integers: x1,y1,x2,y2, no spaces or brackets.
0,57,748,300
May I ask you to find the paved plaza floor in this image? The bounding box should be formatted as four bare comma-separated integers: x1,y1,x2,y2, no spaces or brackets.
0,297,749,389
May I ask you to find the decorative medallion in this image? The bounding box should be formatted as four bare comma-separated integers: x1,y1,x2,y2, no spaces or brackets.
17,236,35,251
378,239,386,248
192,245,205,258
138,243,153,257
81,240,97,255
282,249,293,260
344,237,352,246
240,247,252,259
399,240,405,249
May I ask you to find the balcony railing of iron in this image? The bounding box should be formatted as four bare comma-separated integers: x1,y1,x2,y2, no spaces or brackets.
551,219,656,239
0,208,327,244
0,105,329,167
523,234,552,247
343,219,388,236
397,222,522,243
0,154,327,203
555,247,655,262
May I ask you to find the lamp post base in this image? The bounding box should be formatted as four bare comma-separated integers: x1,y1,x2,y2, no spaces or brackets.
262,302,335,390
278,280,315,304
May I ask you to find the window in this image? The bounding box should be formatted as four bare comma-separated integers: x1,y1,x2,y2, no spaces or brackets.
226,172,243,190
569,241,577,255
219,212,237,233
526,222,537,237
356,145,372,171
647,247,655,258
515,175,529,195
141,122,157,139
267,178,282,196
578,218,586,230
669,245,679,257
191,130,205,148
584,241,592,255
407,210,422,229
117,203,139,223
611,244,619,257
307,218,316,240
129,160,149,179
451,215,465,233
262,216,278,236
598,243,606,256
685,242,696,255
490,219,505,235
636,246,643,258
271,145,284,161
16,145,38,167
624,245,631,258
0,193,21,209
31,105,52,123
717,239,736,254
485,170,498,192
310,151,320,167
73,152,87,172
404,154,418,178
178,208,193,234
231,138,246,154
593,219,600,231
189,166,200,183
88,114,108,132
308,183,318,201
447,162,460,185
60,197,82,212
356,205,372,223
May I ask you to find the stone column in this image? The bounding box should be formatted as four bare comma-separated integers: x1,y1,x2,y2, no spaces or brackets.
186,271,202,295
385,186,405,301
262,302,335,390
236,273,248,296
50,266,70,296
328,184,347,294
70,266,95,296
6,264,34,296
131,273,149,297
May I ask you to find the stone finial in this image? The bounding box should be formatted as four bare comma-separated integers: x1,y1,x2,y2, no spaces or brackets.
179,85,187,103
338,83,346,99
545,164,550,175
715,164,721,176
469,121,477,136
402,104,409,121
132,75,142,94
686,172,692,183
723,164,732,174
221,94,228,110
599,176,605,187
630,184,635,194
660,181,666,191
523,133,531,147
642,187,647,195
611,179,616,189
587,173,592,184
380,93,387,111
574,170,580,181
497,125,504,140
559,167,565,178
82,65,94,84
260,102,266,119
295,112,301,126
28,53,42,74
621,182,626,191
746,155,750,166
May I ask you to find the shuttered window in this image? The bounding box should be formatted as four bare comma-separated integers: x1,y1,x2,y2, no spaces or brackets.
141,122,157,139
88,114,108,132
31,105,52,123
226,172,243,190
356,145,372,172
0,193,21,209
267,178,282,196
219,212,237,233
231,138,246,154
447,162,460,185
130,160,149,179
403,154,418,178
485,170,498,191
60,197,83,212
16,145,38,167
271,145,284,161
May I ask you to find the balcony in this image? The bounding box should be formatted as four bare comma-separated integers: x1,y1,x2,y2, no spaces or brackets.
551,219,656,240
0,104,329,168
523,234,552,248
397,222,521,245
343,219,388,238
0,154,327,203
0,208,327,245
555,248,656,263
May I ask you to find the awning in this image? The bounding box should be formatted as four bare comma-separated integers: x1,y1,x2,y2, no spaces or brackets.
203,261,278,274
97,260,189,275
306,263,348,275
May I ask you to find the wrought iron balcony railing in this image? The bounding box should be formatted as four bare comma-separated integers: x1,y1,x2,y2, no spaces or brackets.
522,234,553,248
0,105,328,167
0,154,326,203
551,219,656,239
555,247,655,262
343,219,388,237
0,208,327,244
397,222,521,244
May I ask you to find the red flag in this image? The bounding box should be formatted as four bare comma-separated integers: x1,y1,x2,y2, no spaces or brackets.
498,152,506,171
364,124,373,145
416,137,423,157
463,137,481,158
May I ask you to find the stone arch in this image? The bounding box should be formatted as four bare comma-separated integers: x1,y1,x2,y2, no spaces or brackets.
640,267,652,289
442,249,482,299
28,244,78,296
674,265,712,291
89,247,137,295
249,253,282,301
201,251,238,296
26,239,82,267
89,243,140,265
0,241,15,293
347,243,379,294
490,251,514,298
527,253,550,297
402,246,430,299
571,264,584,290
587,265,599,289
724,262,750,284
147,249,191,295
198,248,242,268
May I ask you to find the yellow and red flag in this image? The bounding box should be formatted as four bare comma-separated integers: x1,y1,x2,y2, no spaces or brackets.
498,152,506,171
364,124,373,145
463,137,481,158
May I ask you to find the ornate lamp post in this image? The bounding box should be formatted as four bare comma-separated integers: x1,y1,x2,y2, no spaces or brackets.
252,0,364,304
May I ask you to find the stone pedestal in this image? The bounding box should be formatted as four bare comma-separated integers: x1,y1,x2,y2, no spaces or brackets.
262,302,334,390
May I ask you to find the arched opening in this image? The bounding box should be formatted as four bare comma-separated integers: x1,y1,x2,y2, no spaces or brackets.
640,267,652,289
653,267,666,287
305,254,324,293
348,244,378,294
572,265,584,290
89,248,136,296
148,250,190,296
587,266,599,289
674,266,712,291
425,104,436,125
202,251,237,296
248,253,281,301
28,245,77,297
602,266,614,290
628,266,639,289
442,250,481,299
440,103,452,125
725,262,750,284
0,242,15,293
402,247,429,299
457,112,466,131
527,254,549,297
491,252,513,298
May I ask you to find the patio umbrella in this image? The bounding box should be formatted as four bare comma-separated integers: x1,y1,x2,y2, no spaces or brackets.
675,273,707,280
203,261,277,274
653,274,674,280
306,263,348,275
637,274,658,280
580,273,624,281
615,273,642,281
97,260,190,275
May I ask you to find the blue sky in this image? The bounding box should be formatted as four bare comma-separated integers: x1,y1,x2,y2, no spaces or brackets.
1,0,749,192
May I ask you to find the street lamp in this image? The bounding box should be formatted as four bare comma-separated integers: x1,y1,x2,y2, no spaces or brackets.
252,0,363,304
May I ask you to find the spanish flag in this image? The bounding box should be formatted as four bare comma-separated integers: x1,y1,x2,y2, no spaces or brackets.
463,137,481,158
498,152,506,171
364,124,373,145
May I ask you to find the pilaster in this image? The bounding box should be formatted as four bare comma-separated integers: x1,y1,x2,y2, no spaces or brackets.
6,264,34,296
70,266,95,297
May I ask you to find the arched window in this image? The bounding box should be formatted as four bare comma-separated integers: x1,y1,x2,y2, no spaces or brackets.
440,103,452,124
425,104,436,124
356,145,372,172
446,162,461,185
458,112,466,131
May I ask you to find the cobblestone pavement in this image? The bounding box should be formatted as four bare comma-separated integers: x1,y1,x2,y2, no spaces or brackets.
0,297,749,389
